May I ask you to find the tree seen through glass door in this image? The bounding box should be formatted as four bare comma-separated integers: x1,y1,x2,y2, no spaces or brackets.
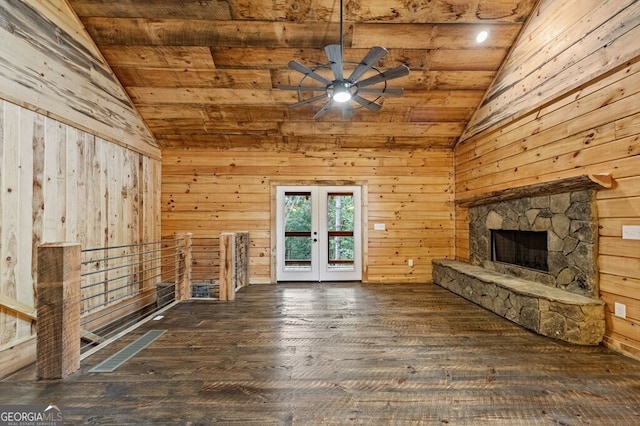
327,192,354,269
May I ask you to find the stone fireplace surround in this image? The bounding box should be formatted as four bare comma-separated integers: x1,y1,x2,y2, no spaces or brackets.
433,175,611,345
469,189,597,298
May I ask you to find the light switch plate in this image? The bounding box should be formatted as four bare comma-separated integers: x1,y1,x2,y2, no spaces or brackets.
622,225,640,240
374,223,386,231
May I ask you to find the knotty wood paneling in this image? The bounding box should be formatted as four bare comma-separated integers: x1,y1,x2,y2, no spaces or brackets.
225,0,535,23
0,1,163,377
162,148,454,284
461,0,640,141
0,101,161,378
455,1,640,360
0,0,158,158
208,47,510,72
67,0,536,151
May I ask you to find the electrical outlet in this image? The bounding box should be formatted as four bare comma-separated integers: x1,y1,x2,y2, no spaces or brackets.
614,302,626,319
408,259,414,267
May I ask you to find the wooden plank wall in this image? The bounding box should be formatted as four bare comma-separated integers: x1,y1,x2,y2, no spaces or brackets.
162,148,454,284
455,1,640,359
0,0,162,377
0,0,159,159
0,102,161,378
461,0,640,141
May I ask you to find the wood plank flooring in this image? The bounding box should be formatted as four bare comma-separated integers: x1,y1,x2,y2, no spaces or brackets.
2,282,640,424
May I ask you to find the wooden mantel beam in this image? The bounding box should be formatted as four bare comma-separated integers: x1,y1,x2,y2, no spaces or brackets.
456,173,613,208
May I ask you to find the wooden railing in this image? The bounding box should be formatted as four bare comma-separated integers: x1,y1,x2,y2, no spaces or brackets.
219,232,250,301
35,231,249,379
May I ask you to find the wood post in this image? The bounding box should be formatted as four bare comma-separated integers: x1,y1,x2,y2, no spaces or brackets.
36,243,81,380
219,232,250,301
237,232,250,291
219,233,234,301
175,232,192,301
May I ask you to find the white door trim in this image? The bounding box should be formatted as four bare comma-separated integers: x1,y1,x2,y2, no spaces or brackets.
274,184,363,282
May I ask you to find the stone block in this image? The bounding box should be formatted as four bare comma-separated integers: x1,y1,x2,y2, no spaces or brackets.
486,210,503,229
566,200,592,220
549,301,585,322
548,230,564,251
432,259,605,346
556,267,577,286
552,214,571,238
562,236,579,255
570,220,596,243
525,209,540,226
539,310,567,340
570,190,593,203
520,306,539,331
550,193,571,214
530,195,550,208
532,216,551,231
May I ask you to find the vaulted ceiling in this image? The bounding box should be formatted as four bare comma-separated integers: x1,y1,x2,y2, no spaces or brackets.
67,0,539,150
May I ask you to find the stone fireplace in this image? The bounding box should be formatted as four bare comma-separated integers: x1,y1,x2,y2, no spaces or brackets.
432,174,611,345
469,189,598,298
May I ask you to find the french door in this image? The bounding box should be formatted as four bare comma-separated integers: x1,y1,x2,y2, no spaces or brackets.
276,186,362,281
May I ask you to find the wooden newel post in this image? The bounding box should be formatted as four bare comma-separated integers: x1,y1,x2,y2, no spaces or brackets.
175,232,192,301
219,233,234,301
36,243,81,380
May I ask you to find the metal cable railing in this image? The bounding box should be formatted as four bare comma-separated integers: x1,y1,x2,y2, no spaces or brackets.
79,238,185,353
190,237,221,299
34,231,250,378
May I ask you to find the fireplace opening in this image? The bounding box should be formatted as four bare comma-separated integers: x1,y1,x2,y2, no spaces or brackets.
491,230,548,272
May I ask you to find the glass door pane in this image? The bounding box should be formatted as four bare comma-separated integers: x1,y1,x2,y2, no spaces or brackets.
326,192,355,271
284,192,312,272
276,185,361,282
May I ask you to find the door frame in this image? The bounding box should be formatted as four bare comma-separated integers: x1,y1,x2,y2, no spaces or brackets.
270,180,368,283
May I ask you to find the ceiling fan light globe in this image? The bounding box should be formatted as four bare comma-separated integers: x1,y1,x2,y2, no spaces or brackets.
333,91,352,102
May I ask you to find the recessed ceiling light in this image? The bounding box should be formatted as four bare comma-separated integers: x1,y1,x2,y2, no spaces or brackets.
476,31,489,43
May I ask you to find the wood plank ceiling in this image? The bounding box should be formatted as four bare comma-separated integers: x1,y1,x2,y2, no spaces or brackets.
67,0,538,150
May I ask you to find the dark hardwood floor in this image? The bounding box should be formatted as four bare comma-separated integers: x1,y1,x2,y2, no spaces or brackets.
3,282,640,425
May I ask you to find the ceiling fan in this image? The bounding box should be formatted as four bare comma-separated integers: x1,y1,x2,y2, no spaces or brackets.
277,0,410,119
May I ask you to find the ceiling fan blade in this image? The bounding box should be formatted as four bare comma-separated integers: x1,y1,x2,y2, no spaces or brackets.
348,46,388,82
324,44,344,81
277,85,325,91
357,87,404,97
352,95,382,112
289,94,328,108
357,64,410,88
313,99,334,119
288,61,332,86
341,102,353,119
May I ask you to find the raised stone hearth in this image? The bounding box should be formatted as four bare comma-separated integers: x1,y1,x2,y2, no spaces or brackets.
433,176,611,345
433,259,605,345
